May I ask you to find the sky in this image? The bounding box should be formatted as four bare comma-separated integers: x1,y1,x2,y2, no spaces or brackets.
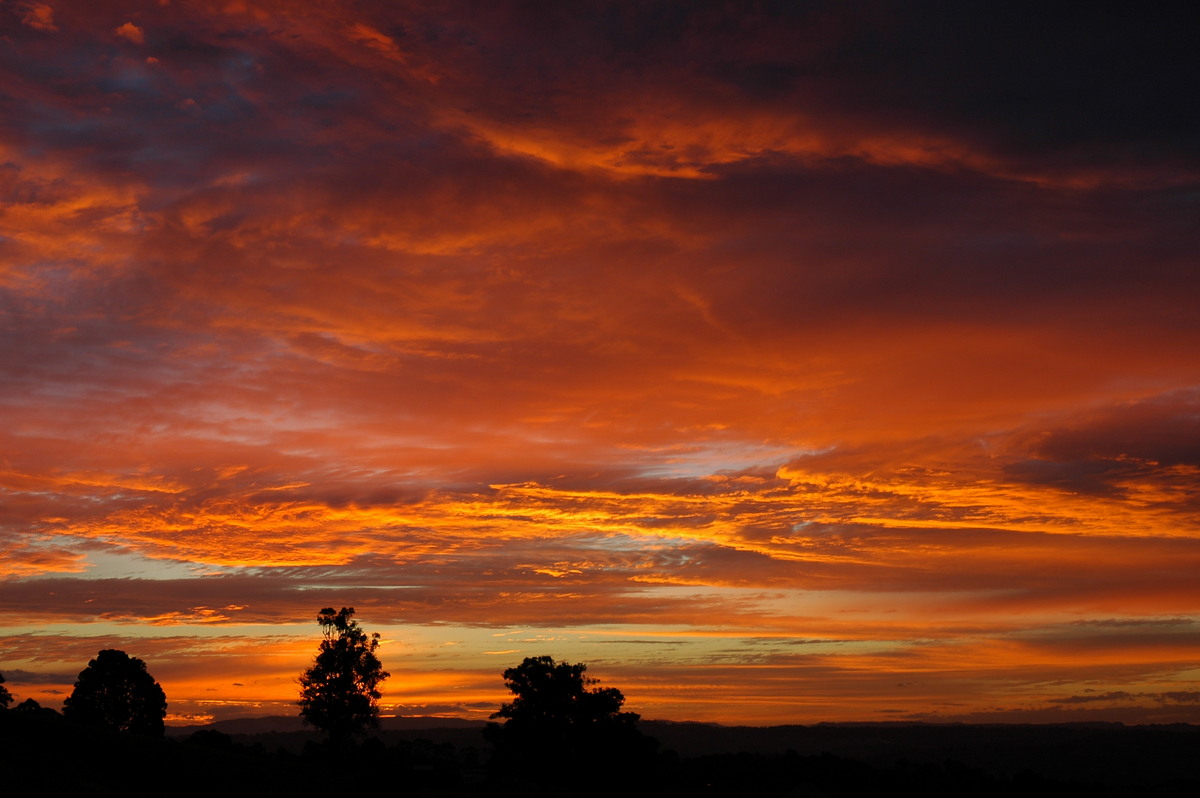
1,0,1199,727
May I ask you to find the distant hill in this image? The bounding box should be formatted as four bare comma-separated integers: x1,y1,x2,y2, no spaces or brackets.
166,715,307,736
1,709,347,796
640,720,1200,787
165,714,485,737
6,710,1200,796
161,714,1200,787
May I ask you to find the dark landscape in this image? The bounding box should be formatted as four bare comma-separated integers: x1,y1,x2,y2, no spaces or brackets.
4,710,1198,797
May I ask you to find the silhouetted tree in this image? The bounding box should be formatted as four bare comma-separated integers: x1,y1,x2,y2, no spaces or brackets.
0,671,12,709
62,649,167,735
298,607,389,743
13,697,60,720
484,656,657,795
488,656,637,732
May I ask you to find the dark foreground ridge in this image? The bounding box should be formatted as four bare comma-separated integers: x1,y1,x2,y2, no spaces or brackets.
4,709,1199,797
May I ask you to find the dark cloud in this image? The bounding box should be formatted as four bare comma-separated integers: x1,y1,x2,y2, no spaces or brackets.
385,703,487,716
0,668,76,685
813,2,1200,166
1070,618,1195,629
1005,391,1200,499
1026,391,1200,467
1053,690,1200,706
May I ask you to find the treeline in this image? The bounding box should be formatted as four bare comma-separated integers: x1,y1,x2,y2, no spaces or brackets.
3,609,1200,796
6,706,1200,798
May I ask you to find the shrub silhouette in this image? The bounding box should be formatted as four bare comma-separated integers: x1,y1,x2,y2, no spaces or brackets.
62,649,167,736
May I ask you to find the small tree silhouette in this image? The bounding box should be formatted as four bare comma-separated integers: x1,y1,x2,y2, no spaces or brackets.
0,671,13,709
62,650,167,735
298,607,389,744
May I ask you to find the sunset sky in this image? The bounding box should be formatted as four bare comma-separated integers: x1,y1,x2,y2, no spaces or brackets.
2,1,1199,727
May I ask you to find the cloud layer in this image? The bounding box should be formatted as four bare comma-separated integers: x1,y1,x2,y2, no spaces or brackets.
2,1,1198,724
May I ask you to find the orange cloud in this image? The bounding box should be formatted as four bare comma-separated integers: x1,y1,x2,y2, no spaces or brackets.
18,2,57,32
114,21,144,44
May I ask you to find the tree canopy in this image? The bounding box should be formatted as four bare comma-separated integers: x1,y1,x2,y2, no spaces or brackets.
298,606,389,743
484,656,656,793
61,649,167,735
489,655,639,733
0,671,12,710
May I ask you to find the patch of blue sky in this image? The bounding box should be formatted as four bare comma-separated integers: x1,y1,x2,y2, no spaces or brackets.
97,62,161,98
393,623,898,671
368,623,710,668
635,441,804,479
71,546,240,581
290,583,424,591
562,531,698,552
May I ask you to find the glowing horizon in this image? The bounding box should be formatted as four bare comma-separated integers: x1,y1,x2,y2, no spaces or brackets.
2,1,1198,727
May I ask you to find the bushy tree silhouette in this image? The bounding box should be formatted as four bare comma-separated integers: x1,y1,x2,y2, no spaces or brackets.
62,649,167,735
298,607,389,743
488,656,638,733
484,656,656,795
13,697,60,720
0,671,12,709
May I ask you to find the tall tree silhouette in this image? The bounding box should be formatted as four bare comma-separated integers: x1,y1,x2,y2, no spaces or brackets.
62,650,167,735
484,656,656,795
0,671,12,709
298,607,389,743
